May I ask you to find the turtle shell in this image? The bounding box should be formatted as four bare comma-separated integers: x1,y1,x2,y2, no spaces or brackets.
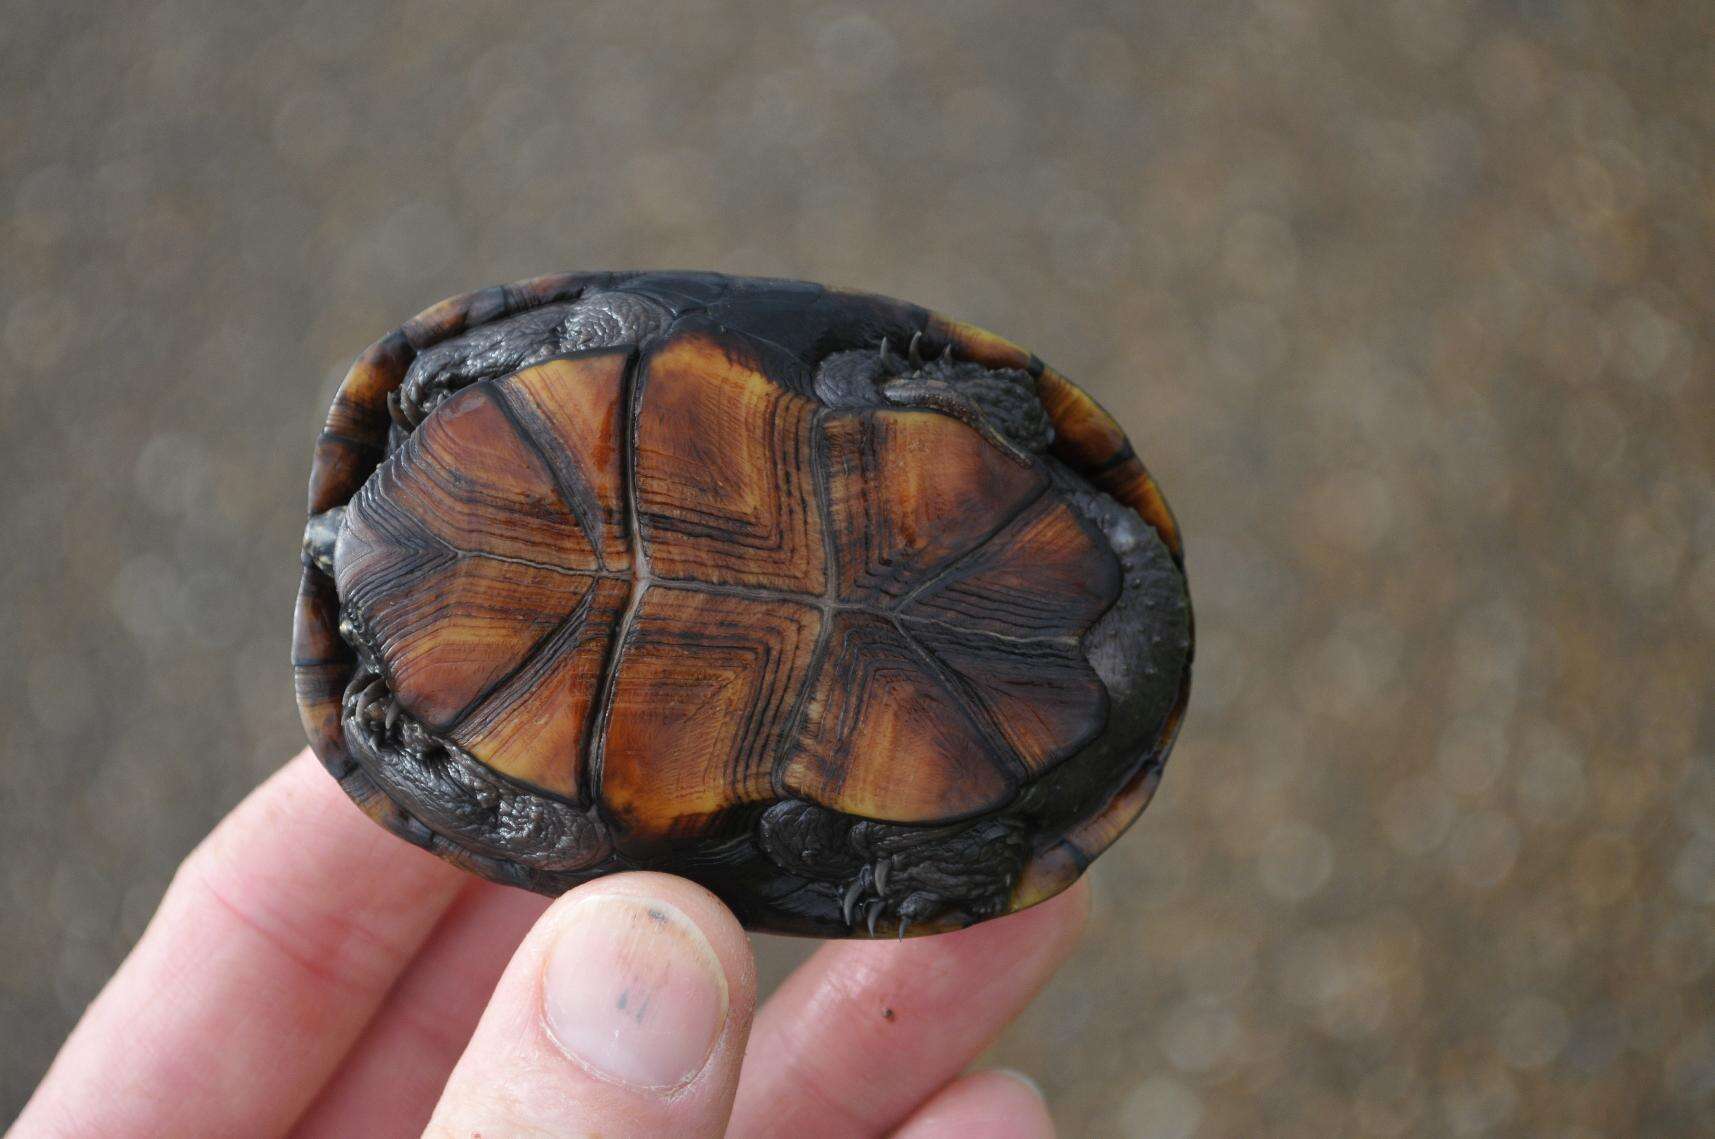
294,271,1192,937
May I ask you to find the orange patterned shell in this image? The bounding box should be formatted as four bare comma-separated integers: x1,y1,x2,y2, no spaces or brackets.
294,271,1191,922
335,328,1116,853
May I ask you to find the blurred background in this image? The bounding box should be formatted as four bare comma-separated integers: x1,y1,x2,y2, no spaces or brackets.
3,0,1712,1133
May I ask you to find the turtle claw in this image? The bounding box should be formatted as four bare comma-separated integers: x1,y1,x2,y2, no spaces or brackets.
842,873,868,928
344,671,402,744
907,330,925,367
841,859,901,937
386,389,410,432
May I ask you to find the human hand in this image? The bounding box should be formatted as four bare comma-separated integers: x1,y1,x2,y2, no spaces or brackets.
14,750,1087,1137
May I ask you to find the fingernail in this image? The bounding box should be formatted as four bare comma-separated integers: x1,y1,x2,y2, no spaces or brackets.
994,1068,1045,1101
542,894,728,1089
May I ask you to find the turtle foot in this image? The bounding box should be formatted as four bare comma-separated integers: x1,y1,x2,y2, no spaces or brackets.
836,857,956,939
756,799,1033,937
344,669,401,741
842,816,1032,937
336,661,613,876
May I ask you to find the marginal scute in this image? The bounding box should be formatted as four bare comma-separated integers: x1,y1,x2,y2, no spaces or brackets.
780,613,1018,823
1064,674,1189,857
1034,366,1183,562
635,331,826,593
311,332,411,513
403,285,511,350
292,566,350,761
599,588,823,851
1008,686,1187,915
927,314,1036,374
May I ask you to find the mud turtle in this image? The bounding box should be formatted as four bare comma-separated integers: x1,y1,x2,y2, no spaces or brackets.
293,271,1192,938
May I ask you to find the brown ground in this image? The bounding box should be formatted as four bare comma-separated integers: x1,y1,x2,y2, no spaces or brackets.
2,1,1712,1133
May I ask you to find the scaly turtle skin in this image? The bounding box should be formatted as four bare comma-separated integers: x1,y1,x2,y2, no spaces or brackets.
293,271,1191,938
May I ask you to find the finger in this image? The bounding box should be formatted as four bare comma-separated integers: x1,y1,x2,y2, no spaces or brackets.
293,880,550,1138
727,881,1089,1139
15,750,466,1139
426,872,756,1139
891,1070,1057,1139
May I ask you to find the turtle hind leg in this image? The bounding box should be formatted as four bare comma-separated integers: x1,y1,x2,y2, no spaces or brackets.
337,663,613,878
756,800,1031,937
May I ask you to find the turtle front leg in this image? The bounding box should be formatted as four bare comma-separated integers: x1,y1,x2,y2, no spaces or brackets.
757,800,1031,937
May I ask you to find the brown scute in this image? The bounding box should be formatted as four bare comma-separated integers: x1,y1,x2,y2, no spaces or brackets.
906,623,1109,778
821,408,1048,604
309,274,623,516
599,588,823,850
448,576,629,802
899,494,1119,639
780,613,1018,822
347,539,591,732
383,383,602,572
634,334,826,590
333,488,453,614
635,331,826,593
493,351,633,570
333,352,638,750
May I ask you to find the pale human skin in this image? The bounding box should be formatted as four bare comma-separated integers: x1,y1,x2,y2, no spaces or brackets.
13,750,1088,1137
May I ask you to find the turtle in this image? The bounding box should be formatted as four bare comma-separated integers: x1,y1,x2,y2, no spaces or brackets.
293,271,1192,938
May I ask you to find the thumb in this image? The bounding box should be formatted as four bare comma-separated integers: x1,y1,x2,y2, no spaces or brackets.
426,872,756,1138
